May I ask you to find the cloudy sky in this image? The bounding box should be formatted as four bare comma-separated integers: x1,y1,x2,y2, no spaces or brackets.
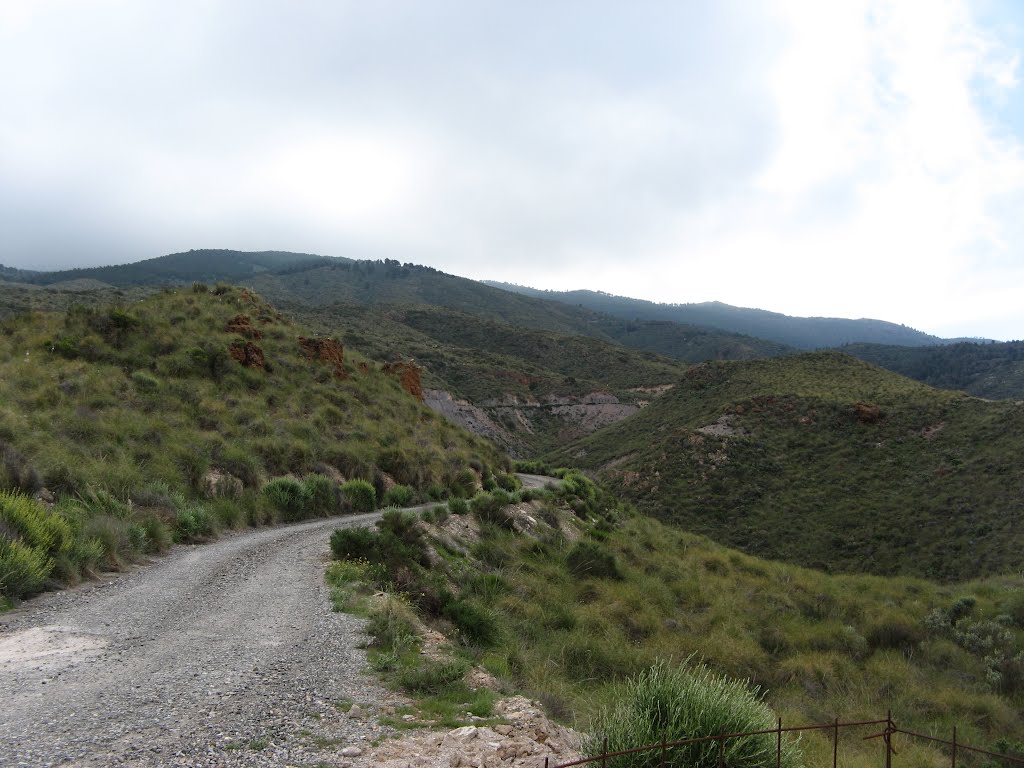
2,1,1023,339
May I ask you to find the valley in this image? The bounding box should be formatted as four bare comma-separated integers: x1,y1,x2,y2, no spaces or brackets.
1,249,1023,765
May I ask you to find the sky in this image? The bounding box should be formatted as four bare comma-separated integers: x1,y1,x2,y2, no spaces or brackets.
1,1,1023,340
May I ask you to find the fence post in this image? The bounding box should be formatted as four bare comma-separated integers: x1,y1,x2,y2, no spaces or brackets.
603,736,608,768
776,718,782,768
833,718,839,768
661,732,666,768
886,710,893,768
719,735,726,768
951,726,957,768
545,759,549,768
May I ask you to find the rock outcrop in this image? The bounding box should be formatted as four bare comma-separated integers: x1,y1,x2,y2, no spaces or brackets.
225,314,263,340
383,360,424,400
228,340,265,369
352,696,582,768
299,336,347,379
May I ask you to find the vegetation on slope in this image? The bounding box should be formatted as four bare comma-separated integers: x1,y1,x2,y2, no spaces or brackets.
548,352,1024,581
0,284,506,602
327,478,1024,764
842,340,1024,400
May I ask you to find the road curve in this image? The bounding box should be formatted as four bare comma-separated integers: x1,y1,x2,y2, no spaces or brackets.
0,511,398,767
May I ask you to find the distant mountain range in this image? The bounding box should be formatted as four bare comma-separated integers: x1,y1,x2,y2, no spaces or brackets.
3,249,1021,402
484,282,949,349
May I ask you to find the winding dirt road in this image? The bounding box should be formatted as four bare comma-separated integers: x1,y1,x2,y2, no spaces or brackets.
0,511,398,767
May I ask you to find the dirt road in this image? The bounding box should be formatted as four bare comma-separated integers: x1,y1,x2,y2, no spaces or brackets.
0,511,397,767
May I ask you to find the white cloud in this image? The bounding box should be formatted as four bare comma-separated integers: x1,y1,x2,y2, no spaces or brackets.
0,1,1022,337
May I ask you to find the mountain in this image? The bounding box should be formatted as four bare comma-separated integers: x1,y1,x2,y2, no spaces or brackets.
12,249,334,287
485,283,945,349
547,351,1024,581
841,340,1024,400
0,251,791,458
0,264,42,281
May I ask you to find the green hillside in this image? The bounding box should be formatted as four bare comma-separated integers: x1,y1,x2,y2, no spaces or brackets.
548,352,1024,581
330,479,1024,762
843,340,1024,399
0,285,506,601
486,283,944,349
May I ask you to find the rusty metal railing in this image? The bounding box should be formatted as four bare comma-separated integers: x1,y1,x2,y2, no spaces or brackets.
546,711,1024,768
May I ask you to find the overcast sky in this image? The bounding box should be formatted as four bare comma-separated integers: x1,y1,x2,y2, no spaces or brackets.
2,1,1023,339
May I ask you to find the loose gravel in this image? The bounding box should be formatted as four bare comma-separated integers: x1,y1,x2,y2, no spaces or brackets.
0,512,406,767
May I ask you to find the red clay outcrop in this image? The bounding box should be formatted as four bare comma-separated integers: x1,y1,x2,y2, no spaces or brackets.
383,360,424,400
298,337,346,379
228,340,265,369
225,314,263,340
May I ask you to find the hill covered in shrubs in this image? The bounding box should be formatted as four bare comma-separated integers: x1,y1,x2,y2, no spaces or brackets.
0,284,507,603
548,352,1024,581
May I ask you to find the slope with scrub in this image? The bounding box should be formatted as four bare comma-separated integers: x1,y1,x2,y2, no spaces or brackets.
548,352,1024,581
0,285,507,602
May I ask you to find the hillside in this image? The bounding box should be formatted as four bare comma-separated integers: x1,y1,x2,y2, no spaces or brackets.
329,478,1024,763
486,283,945,349
547,352,1024,581
13,249,333,287
842,340,1024,400
294,303,688,455
0,285,508,601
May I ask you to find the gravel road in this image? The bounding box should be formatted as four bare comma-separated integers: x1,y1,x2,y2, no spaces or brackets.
0,511,403,767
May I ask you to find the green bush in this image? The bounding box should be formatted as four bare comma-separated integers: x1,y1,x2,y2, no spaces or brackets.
0,536,53,599
262,477,309,521
330,526,378,561
341,479,376,513
302,473,338,516
0,491,73,556
441,595,499,647
130,370,160,391
175,502,215,541
566,540,621,579
586,660,803,768
470,492,515,530
448,497,469,515
397,657,469,694
382,484,415,508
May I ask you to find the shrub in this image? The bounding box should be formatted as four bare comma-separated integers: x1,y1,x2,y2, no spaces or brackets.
567,540,621,579
365,593,420,651
130,370,160,391
866,617,925,651
302,473,338,516
397,658,469,694
470,492,515,530
421,505,449,525
449,468,479,498
382,484,415,508
441,597,499,647
0,536,53,599
586,660,803,768
262,477,309,522
448,497,469,515
81,514,133,568
341,479,376,513
330,526,379,561
175,502,215,541
0,491,72,556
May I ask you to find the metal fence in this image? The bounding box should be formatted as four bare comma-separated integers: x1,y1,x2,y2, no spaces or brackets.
546,712,1024,768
